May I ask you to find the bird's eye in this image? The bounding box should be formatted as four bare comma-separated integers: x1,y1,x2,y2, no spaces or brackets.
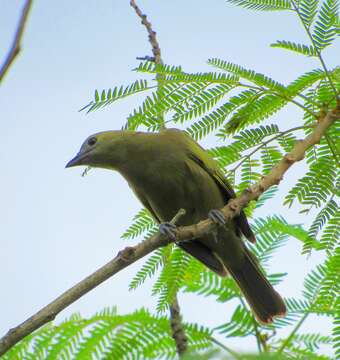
87,137,97,146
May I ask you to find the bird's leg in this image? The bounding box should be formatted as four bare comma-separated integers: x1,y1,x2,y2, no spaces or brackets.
208,209,226,243
208,209,226,226
159,222,178,241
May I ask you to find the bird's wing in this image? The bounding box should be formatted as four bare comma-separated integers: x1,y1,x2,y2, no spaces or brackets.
183,132,256,243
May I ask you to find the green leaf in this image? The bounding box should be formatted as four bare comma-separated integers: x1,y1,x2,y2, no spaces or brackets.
255,186,279,208
81,79,150,113
208,58,287,93
172,84,234,124
260,145,282,174
299,0,320,28
184,268,241,302
121,208,156,240
284,156,337,209
225,0,292,11
271,40,318,56
4,308,213,359
333,305,340,358
292,332,332,352
312,0,339,51
250,216,288,264
308,199,339,238
129,248,165,290
319,205,340,253
135,61,183,75
152,247,192,313
216,304,254,337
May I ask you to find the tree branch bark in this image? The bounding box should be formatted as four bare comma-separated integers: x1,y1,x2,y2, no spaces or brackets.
169,295,188,356
130,0,161,64
0,0,33,84
130,0,165,129
0,105,338,356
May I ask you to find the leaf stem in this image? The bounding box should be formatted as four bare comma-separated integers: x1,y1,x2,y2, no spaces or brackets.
210,336,242,359
238,83,319,118
239,298,263,353
277,312,309,354
325,134,340,166
230,125,314,173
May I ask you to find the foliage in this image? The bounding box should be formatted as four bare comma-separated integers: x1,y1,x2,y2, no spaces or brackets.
9,0,339,359
3,308,213,360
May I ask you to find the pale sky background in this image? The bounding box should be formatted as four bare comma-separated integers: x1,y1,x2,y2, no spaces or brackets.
1,0,338,356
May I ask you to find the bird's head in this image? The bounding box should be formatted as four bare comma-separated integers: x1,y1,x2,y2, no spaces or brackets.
66,131,129,170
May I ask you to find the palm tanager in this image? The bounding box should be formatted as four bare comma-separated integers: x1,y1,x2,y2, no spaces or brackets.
66,128,286,323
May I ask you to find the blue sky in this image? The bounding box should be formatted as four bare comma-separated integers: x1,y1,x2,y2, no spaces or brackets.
1,0,338,355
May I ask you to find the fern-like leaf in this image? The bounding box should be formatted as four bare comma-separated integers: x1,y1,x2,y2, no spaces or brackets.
225,0,292,11
319,205,340,253
121,208,155,240
152,248,192,313
312,0,339,51
3,308,213,360
284,156,337,208
308,199,339,238
271,40,318,56
81,79,149,113
333,305,340,359
129,248,165,290
216,304,254,338
299,0,320,28
208,58,287,93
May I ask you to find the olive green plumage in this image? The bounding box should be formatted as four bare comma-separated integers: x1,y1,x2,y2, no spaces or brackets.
67,128,286,323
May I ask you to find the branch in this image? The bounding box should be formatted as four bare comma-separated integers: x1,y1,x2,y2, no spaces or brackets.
129,4,188,354
0,105,338,356
0,0,33,83
130,0,165,129
169,295,188,356
130,0,161,64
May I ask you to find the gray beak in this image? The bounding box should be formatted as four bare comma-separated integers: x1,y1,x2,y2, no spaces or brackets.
65,153,85,168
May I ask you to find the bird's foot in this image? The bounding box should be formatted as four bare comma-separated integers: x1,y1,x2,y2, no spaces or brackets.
208,209,226,226
159,222,177,241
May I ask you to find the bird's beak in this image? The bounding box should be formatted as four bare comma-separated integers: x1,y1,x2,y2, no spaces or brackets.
65,152,86,168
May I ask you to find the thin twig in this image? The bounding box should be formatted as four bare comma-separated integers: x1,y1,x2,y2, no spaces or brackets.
210,337,242,359
230,125,313,173
130,0,161,64
240,297,262,353
130,0,165,129
0,105,338,356
238,83,319,118
277,312,309,354
0,0,33,83
325,134,340,166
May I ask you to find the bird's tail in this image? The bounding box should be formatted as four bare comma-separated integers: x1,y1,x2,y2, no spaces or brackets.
226,247,286,324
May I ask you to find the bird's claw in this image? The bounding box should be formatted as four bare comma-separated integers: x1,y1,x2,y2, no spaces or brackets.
208,209,226,226
159,222,177,241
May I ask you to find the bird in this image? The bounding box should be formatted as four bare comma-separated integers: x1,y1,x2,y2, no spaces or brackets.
66,128,286,323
